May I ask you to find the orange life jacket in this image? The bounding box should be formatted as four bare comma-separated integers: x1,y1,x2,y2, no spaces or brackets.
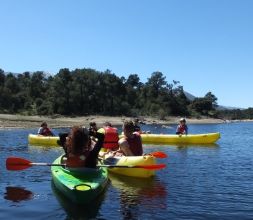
103,126,119,150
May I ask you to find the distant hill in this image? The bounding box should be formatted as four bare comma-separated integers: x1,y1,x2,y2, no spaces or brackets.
183,91,243,110
183,91,196,101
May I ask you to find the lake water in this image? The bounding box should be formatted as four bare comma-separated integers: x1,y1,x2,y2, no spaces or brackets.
0,122,253,220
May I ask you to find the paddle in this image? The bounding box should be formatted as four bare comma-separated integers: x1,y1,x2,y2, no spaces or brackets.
6,157,166,171
147,151,168,158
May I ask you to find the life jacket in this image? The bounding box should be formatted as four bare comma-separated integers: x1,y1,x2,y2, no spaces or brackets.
125,132,143,156
177,124,187,134
66,151,90,168
103,126,119,150
40,127,52,136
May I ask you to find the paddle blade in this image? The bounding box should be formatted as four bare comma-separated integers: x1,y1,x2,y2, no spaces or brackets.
135,164,166,170
149,151,168,158
6,157,32,171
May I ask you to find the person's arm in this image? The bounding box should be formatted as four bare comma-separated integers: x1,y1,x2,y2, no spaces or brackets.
118,139,134,156
85,132,105,168
38,127,42,135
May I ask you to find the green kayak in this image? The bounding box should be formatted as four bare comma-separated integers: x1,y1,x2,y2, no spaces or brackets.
51,155,108,204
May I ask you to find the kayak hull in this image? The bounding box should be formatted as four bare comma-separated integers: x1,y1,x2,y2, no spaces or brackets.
28,134,60,146
140,132,220,145
29,132,220,146
103,155,156,178
51,156,108,204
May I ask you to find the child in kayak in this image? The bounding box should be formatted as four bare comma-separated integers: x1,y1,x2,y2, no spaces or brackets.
176,118,188,135
59,126,104,168
38,122,54,136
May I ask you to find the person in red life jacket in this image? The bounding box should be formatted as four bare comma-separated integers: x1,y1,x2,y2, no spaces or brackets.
62,126,104,168
38,122,54,136
97,122,119,151
118,120,143,156
176,118,188,135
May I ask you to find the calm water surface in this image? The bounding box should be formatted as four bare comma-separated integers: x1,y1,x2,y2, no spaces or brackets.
0,123,253,219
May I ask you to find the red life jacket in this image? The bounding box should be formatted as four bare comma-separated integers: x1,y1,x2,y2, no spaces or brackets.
66,151,90,168
126,132,143,156
41,127,52,136
103,127,119,150
177,124,187,134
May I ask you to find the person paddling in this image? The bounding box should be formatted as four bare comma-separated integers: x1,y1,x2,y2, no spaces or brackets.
38,122,54,136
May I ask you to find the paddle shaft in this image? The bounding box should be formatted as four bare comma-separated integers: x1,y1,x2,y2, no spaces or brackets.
6,157,165,171
30,162,63,166
18,163,157,169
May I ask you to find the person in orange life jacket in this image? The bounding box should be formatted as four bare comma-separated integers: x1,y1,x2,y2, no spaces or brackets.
59,126,105,168
97,122,119,151
118,120,143,156
176,118,188,135
38,122,54,136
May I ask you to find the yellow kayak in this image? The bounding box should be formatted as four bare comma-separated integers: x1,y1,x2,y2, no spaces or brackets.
139,132,220,145
102,155,156,178
28,134,60,146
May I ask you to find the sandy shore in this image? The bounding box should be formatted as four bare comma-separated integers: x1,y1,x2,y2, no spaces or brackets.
0,114,226,129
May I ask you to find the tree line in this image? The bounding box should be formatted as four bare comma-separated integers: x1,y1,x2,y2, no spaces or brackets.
0,67,252,119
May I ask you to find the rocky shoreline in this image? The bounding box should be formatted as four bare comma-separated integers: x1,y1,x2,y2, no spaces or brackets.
0,114,230,129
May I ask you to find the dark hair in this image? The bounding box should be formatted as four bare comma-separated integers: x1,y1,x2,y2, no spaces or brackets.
123,120,134,133
104,121,112,127
89,122,96,127
70,126,89,154
41,122,47,127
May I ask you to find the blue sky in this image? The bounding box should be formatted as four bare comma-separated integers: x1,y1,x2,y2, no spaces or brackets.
0,0,252,108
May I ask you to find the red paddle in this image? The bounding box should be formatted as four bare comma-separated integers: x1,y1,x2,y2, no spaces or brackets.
6,157,166,171
148,151,168,158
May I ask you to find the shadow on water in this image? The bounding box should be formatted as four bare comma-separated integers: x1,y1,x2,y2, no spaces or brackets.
109,173,168,219
51,180,106,220
4,186,34,202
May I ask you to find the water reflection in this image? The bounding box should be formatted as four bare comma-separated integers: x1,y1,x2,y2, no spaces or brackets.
109,174,168,219
51,181,106,219
4,186,33,202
